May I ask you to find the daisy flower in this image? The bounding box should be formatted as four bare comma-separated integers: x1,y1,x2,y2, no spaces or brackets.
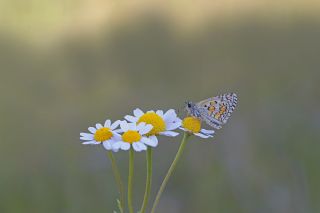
80,119,121,151
112,121,155,152
124,108,181,144
179,116,215,138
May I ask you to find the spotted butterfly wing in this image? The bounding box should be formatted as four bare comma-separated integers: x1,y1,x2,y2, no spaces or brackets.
196,93,237,129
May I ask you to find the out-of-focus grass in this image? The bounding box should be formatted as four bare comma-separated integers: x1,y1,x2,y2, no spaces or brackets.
0,1,320,213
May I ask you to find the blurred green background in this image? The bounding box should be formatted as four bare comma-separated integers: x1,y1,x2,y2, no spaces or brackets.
1,1,320,212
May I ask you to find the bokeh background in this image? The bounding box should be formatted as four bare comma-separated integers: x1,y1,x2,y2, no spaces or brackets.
1,1,320,212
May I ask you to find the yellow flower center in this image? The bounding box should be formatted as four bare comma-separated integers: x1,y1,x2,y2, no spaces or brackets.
122,130,142,144
182,117,201,133
94,127,113,142
137,112,166,136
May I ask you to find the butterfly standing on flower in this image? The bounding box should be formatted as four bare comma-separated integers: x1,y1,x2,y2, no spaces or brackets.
185,93,238,129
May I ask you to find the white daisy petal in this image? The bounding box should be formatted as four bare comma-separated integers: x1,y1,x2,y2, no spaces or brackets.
120,121,129,132
137,122,146,130
163,109,177,123
112,133,122,141
82,142,93,144
82,140,99,144
80,135,94,140
125,115,138,123
88,127,96,133
201,129,215,134
141,137,158,147
96,123,103,129
149,135,158,144
194,133,211,138
137,144,145,151
128,123,137,131
112,147,119,152
132,143,141,152
175,117,182,124
104,120,111,127
112,142,122,150
120,142,131,150
137,142,147,151
156,110,164,117
80,133,94,139
111,120,121,130
166,121,181,131
163,109,175,117
132,142,146,151
133,108,144,117
160,131,179,137
103,141,112,150
139,124,153,135
178,126,213,138
114,129,124,133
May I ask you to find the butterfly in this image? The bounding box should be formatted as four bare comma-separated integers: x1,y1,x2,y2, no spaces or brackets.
185,93,238,129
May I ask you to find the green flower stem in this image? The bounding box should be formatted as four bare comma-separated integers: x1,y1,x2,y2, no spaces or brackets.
128,147,135,213
106,151,125,212
140,147,153,213
151,132,190,213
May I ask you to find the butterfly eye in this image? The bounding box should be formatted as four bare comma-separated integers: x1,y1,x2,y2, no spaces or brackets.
187,103,191,108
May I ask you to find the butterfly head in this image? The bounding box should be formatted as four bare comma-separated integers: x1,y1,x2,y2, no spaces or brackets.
185,101,196,115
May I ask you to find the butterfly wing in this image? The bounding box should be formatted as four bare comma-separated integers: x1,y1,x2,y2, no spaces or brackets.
196,93,237,128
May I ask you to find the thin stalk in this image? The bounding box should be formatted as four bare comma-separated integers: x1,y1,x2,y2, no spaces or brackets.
151,132,190,213
107,151,125,212
128,148,135,213
140,147,153,213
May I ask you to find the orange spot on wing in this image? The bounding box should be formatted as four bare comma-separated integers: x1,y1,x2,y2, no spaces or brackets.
219,106,226,114
214,113,221,119
209,106,215,112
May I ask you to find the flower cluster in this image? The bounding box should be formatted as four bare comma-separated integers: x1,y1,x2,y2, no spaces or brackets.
80,108,215,152
79,106,220,213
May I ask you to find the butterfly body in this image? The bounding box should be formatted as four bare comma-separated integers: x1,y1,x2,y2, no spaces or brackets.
185,93,237,130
